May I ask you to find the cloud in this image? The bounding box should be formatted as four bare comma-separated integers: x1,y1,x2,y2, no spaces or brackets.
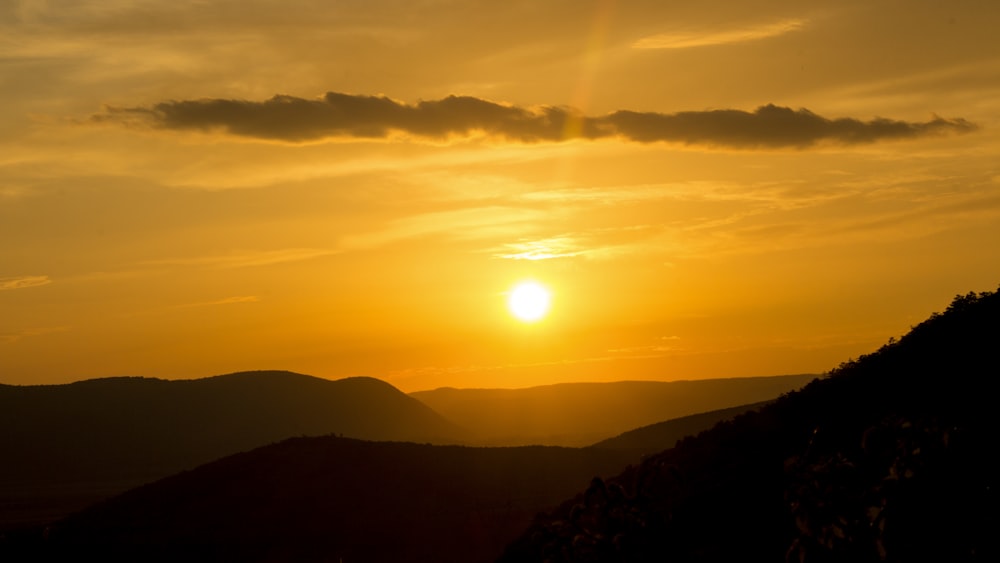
344,206,545,251
490,228,648,261
177,295,260,308
94,93,976,149
96,93,583,143
141,248,337,269
604,105,976,148
632,18,808,50
0,326,69,343
492,236,586,261
0,275,51,290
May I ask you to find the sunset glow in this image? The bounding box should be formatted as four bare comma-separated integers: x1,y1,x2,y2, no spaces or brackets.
1,1,999,392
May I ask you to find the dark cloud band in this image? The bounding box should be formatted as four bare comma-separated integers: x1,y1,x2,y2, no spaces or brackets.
95,92,976,148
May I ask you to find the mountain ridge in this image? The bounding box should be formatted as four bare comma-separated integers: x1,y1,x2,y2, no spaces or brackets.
410,374,815,446
0,370,463,529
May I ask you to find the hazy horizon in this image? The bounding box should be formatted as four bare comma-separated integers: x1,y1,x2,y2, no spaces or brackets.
3,1,999,391
0,369,817,395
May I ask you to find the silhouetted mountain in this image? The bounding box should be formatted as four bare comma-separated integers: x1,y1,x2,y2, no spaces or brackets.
0,371,463,529
410,375,814,446
2,437,639,563
588,401,771,455
498,288,999,563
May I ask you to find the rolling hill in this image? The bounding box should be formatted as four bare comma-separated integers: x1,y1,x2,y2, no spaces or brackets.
0,371,463,530
410,374,815,446
2,438,640,563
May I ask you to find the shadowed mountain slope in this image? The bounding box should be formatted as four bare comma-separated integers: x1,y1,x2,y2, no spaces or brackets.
498,288,1000,563
0,371,463,529
3,438,640,563
589,401,771,455
410,375,815,446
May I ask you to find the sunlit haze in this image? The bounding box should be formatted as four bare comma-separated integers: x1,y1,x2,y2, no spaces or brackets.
2,0,999,391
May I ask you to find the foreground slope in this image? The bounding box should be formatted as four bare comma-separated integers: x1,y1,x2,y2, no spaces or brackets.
0,371,462,529
500,288,999,563
410,374,814,446
588,401,771,455
2,438,638,563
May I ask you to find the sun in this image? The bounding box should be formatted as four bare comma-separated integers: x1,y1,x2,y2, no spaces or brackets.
507,281,552,322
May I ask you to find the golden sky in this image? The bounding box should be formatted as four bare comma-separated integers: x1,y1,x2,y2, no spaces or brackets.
2,0,999,391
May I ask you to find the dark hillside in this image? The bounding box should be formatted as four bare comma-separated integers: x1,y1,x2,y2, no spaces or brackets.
1,438,639,563
499,288,999,563
0,371,463,529
588,401,771,455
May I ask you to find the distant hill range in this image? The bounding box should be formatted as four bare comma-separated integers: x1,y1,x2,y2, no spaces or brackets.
0,366,814,531
411,375,815,446
0,371,463,528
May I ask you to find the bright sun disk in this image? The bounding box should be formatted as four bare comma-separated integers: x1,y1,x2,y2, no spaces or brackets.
508,281,551,322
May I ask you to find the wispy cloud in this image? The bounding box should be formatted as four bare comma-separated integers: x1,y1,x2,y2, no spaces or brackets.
176,295,260,308
607,336,684,357
0,186,30,200
345,206,546,250
141,248,337,269
92,93,976,149
492,236,586,261
632,18,808,50
0,275,51,290
489,229,646,261
0,326,70,343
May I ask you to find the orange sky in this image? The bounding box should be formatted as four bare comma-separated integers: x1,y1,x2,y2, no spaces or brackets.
2,0,999,391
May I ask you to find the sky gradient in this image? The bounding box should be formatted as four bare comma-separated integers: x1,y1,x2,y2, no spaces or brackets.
3,0,999,391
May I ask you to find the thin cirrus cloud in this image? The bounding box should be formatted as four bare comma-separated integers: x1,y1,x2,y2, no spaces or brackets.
93,92,977,149
140,248,339,269
0,275,52,291
176,296,261,308
0,326,70,344
492,236,587,261
632,18,808,50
